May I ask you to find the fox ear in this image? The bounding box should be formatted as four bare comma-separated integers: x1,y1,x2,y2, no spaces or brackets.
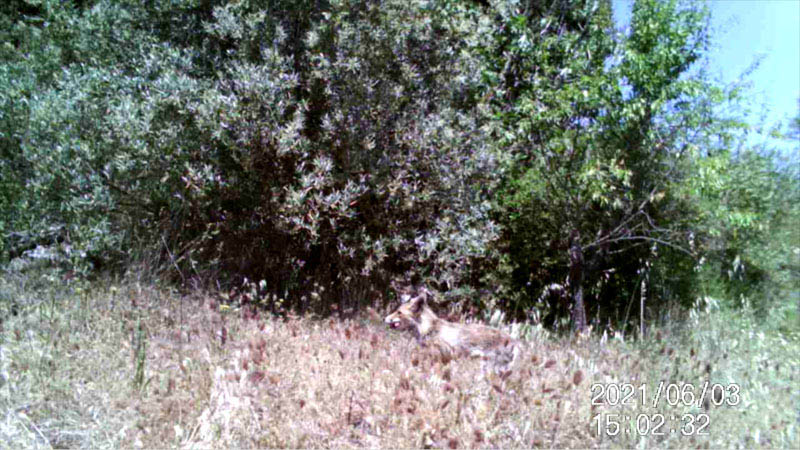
409,295,425,313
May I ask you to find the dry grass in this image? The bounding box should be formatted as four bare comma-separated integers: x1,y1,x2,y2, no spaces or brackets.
0,268,797,448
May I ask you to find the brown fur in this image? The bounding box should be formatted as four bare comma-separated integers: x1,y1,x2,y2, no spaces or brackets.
385,286,521,371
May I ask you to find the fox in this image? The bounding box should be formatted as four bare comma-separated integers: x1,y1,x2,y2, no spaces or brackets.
384,286,521,372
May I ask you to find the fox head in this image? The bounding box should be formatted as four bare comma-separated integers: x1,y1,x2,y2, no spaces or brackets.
384,286,430,331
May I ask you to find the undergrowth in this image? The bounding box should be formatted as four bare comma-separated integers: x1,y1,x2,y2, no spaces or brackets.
0,267,797,448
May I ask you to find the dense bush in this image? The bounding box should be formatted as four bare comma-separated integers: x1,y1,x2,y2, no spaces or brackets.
2,0,502,312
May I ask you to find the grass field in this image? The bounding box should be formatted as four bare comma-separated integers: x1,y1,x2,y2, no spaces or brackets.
1,267,797,448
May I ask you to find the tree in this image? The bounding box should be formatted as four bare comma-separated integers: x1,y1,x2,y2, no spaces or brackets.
487,0,711,332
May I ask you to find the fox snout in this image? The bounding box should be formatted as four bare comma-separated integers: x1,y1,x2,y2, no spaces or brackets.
384,313,404,329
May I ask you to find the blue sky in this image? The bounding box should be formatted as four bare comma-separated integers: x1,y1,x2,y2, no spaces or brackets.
613,0,800,152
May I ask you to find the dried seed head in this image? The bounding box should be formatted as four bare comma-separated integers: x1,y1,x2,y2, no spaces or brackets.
572,370,584,386
367,307,381,322
248,371,265,384
230,372,242,382
219,326,227,346
399,376,411,391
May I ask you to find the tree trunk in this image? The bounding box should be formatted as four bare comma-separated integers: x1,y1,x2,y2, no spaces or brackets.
640,271,646,338
639,259,650,338
569,230,587,333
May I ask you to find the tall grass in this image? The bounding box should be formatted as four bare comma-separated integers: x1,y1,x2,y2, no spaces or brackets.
0,266,797,448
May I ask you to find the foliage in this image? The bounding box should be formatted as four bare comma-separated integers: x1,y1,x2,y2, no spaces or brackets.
0,0,794,328
686,148,799,314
